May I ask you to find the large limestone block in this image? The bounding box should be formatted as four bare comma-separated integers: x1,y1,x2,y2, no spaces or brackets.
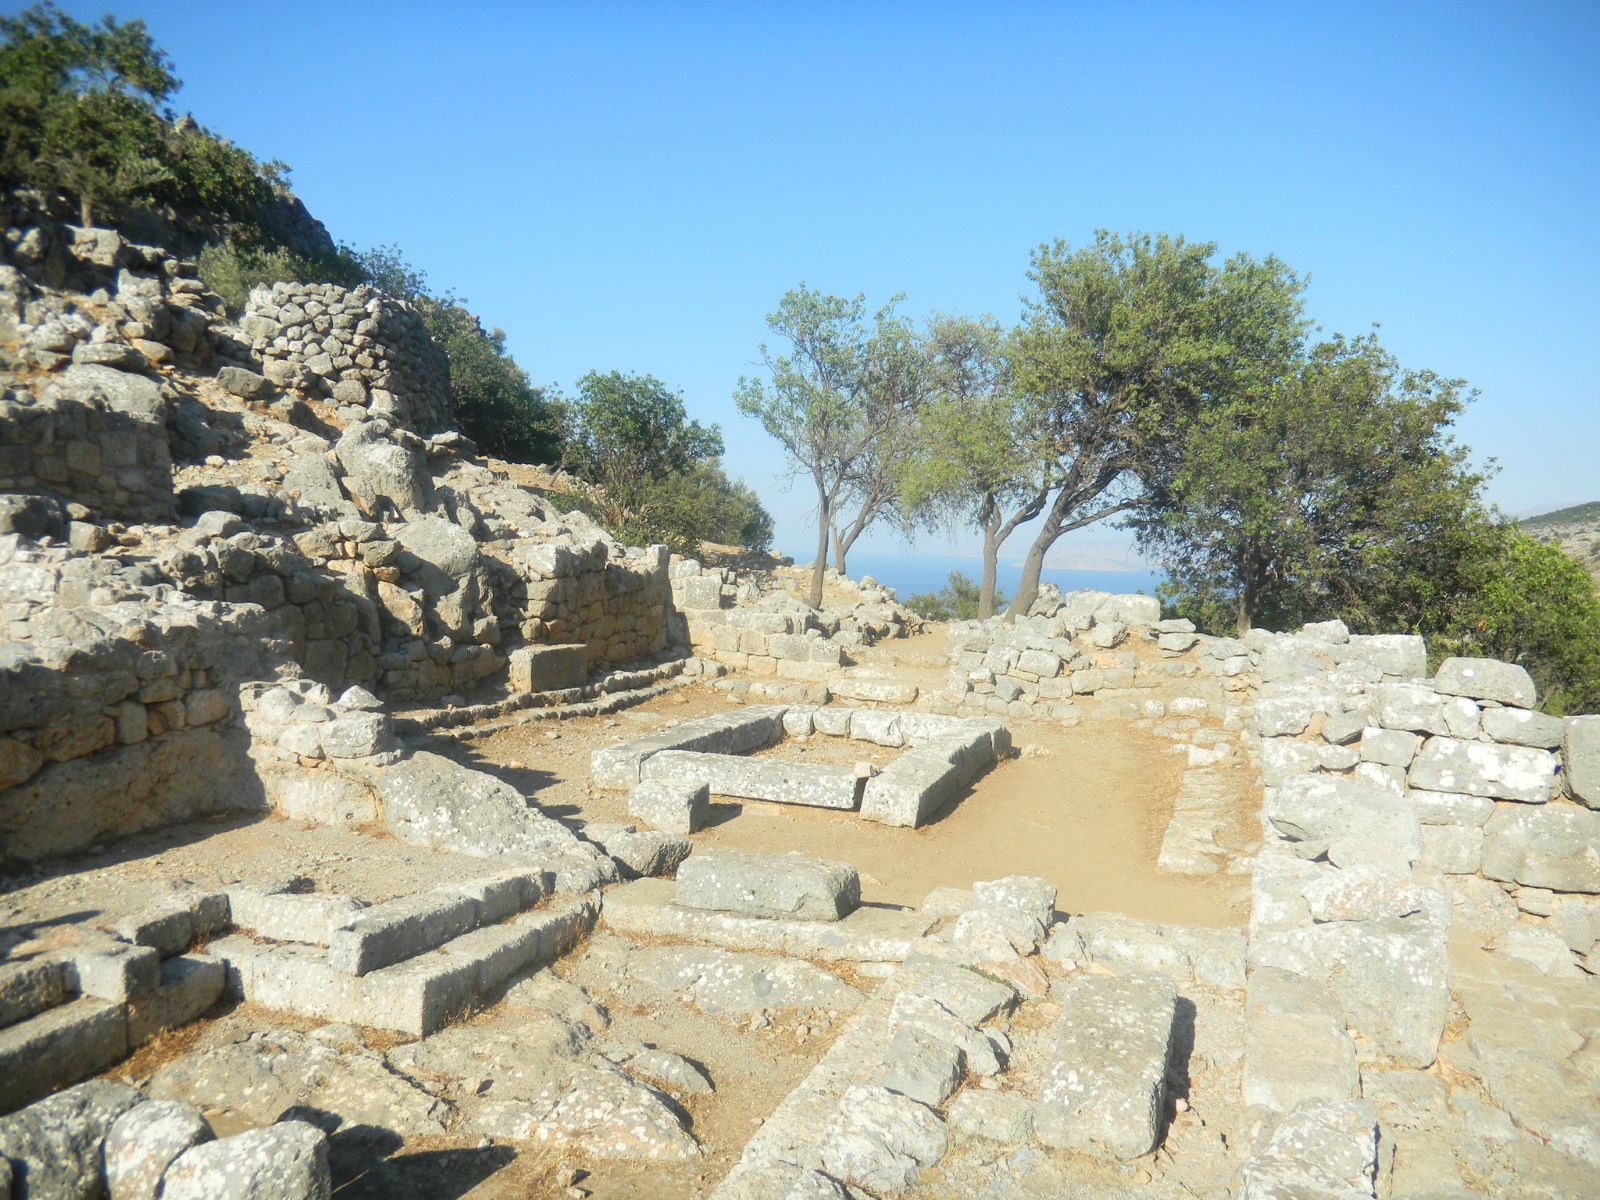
161,1120,332,1200
1434,656,1537,708
589,707,787,788
1481,706,1564,750
508,643,587,693
1408,736,1557,804
1481,803,1600,892
676,849,860,922
1565,715,1600,808
0,1079,146,1200
1238,1099,1381,1200
1264,775,1421,865
642,750,860,810
1242,1013,1360,1112
819,1083,947,1196
1033,972,1177,1159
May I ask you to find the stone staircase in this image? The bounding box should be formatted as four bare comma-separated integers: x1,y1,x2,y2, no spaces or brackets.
0,870,598,1115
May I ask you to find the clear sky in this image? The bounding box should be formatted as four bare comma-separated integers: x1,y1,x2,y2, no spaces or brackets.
29,0,1600,566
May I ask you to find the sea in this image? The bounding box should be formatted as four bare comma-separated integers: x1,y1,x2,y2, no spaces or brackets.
819,551,1163,603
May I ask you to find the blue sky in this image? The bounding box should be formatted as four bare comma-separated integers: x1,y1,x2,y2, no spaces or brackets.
31,0,1600,567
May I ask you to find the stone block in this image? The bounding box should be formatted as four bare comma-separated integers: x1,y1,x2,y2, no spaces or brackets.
860,750,964,828
642,750,860,810
0,1079,146,1197
1479,706,1563,749
1359,727,1420,768
589,707,786,787
0,999,129,1112
109,900,195,959
627,779,709,834
105,1099,215,1200
877,1027,964,1105
677,849,860,921
225,888,363,946
1434,656,1537,707
819,1083,946,1196
1264,775,1421,866
0,959,66,1031
604,878,933,962
1566,715,1600,808
1033,972,1177,1159
831,677,919,704
62,941,160,1002
328,890,481,976
508,643,588,693
161,1121,331,1200
128,954,224,1043
1408,736,1557,804
1238,1099,1381,1200
1243,1012,1360,1111
1371,682,1446,734
1481,803,1600,892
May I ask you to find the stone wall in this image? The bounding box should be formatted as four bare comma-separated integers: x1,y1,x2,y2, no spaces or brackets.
0,537,287,863
238,282,452,432
0,364,174,524
1247,627,1599,976
941,588,1243,721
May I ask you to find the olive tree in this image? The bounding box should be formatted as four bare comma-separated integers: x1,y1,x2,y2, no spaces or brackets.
736,285,930,607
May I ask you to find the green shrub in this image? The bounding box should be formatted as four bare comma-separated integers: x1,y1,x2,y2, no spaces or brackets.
908,571,1006,621
195,237,364,312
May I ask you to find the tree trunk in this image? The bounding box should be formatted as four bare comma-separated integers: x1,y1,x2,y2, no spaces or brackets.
830,520,847,576
809,491,831,609
979,531,1000,620
79,194,93,228
1007,515,1059,620
1235,555,1259,637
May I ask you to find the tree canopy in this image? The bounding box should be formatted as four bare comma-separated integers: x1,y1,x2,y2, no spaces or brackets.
1001,232,1245,617
735,285,931,607
1,3,284,228
1135,328,1483,635
565,371,772,555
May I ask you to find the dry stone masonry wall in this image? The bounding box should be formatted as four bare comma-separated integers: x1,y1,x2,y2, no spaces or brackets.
239,281,452,432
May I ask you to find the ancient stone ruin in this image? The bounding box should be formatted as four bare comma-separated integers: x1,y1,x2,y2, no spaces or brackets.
2,192,1597,1198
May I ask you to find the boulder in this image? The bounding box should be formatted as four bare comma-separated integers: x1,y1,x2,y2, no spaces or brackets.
105,1099,215,1199
0,1080,146,1200
334,421,432,515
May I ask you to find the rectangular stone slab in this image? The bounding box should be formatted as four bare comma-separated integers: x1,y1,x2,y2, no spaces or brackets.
1033,972,1178,1159
677,849,861,921
603,878,936,962
590,706,788,788
642,750,861,810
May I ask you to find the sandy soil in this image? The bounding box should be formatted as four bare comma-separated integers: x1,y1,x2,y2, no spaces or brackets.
474,682,1250,929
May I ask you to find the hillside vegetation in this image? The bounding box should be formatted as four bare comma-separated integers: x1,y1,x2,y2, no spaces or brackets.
1523,501,1600,588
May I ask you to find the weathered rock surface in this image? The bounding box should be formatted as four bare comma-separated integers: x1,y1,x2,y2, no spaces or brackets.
676,849,860,922
1033,972,1177,1159
160,1120,331,1200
